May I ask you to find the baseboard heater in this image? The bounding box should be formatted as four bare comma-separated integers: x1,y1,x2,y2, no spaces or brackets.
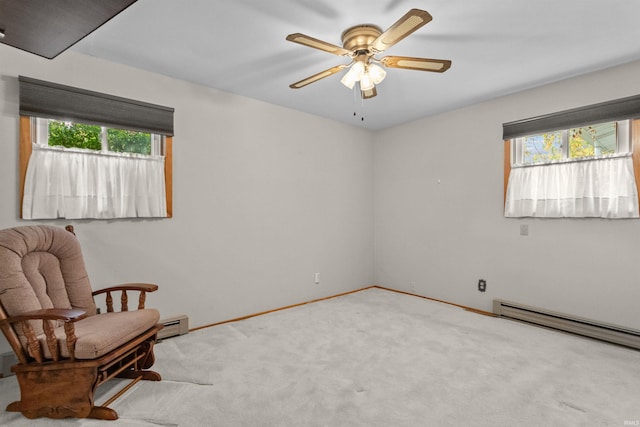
493,299,640,350
157,315,189,340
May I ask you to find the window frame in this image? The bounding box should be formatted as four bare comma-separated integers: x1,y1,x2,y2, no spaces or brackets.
19,116,173,218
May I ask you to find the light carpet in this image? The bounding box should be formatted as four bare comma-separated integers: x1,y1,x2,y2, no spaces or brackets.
0,287,638,426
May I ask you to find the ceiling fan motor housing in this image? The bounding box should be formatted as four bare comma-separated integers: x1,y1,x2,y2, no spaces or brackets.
341,25,382,53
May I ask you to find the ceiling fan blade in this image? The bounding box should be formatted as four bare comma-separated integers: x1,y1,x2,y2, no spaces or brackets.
289,65,348,89
381,56,451,72
370,9,432,53
362,86,377,99
286,33,352,56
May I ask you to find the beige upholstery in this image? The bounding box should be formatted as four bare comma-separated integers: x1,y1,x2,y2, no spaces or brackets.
0,225,158,360
43,309,160,359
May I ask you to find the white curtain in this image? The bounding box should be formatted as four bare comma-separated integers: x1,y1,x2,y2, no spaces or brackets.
22,144,167,219
505,156,639,218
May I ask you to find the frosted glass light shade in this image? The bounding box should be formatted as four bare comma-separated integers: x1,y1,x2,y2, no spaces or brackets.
367,63,386,84
340,61,365,89
359,72,374,91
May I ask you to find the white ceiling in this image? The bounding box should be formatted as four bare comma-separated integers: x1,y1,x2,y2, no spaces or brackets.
72,0,640,131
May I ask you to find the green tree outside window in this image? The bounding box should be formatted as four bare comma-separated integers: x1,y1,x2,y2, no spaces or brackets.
520,121,617,165
569,122,616,159
47,120,152,155
48,121,101,150
108,129,151,155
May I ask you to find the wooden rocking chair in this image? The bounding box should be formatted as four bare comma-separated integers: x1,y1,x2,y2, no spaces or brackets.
0,225,163,420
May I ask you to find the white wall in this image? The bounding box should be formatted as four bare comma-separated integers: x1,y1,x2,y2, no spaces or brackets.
0,45,374,354
374,59,640,330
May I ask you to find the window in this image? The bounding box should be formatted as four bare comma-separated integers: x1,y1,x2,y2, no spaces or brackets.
503,96,640,219
513,120,629,166
18,76,174,219
35,118,162,156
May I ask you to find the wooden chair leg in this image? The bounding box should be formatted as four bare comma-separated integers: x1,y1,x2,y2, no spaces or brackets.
88,406,119,420
117,338,161,382
87,406,118,421
7,366,98,419
139,339,156,369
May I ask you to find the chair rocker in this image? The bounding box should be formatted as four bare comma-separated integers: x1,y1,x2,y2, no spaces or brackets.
0,225,163,420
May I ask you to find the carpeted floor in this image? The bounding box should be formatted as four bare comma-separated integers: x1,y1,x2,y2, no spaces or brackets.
0,287,638,426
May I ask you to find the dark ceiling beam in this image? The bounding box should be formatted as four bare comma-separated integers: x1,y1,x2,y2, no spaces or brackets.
0,0,137,59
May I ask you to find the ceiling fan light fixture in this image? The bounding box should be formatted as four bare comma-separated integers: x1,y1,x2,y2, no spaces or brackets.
359,72,374,91
367,63,386,85
340,61,365,89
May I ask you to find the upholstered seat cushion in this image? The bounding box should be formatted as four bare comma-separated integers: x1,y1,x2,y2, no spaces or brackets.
31,309,160,360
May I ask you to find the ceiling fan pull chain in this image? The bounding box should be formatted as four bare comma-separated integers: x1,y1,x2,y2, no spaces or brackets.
360,86,365,122
352,85,358,117
349,84,366,122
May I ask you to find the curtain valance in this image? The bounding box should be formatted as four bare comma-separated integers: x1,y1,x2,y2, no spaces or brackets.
19,76,174,136
502,94,640,140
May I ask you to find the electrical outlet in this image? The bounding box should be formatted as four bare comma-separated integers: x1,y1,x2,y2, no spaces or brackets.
478,279,487,292
314,273,320,284
409,282,416,293
520,224,529,236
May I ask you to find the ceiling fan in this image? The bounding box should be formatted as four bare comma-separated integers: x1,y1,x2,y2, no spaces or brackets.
286,9,451,99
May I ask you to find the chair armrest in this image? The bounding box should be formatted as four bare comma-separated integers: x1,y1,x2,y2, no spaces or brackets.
0,308,87,326
0,308,87,363
93,283,158,312
92,283,158,295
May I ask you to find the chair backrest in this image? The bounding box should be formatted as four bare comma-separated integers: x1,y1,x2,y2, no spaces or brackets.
0,225,97,343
